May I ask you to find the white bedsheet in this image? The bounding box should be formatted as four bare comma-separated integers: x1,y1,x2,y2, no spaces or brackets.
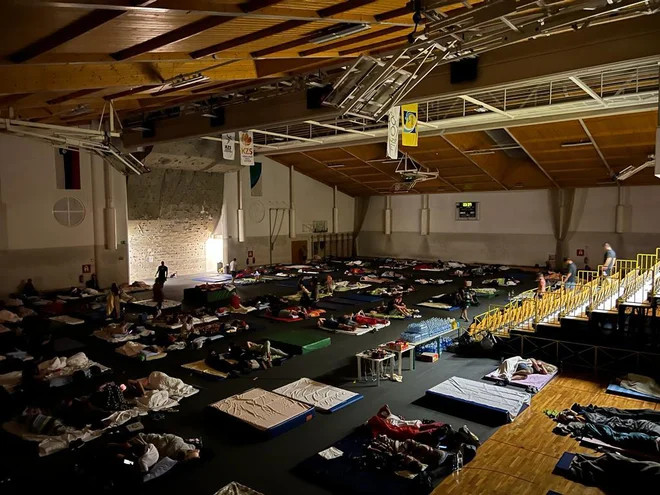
209,388,311,431
428,376,531,421
273,378,360,412
2,420,102,457
214,482,264,495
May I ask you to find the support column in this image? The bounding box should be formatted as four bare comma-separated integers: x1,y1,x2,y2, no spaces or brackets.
384,196,392,235
289,166,296,239
420,194,430,236
615,184,625,234
237,169,245,243
332,185,339,234
655,87,659,177
104,162,117,251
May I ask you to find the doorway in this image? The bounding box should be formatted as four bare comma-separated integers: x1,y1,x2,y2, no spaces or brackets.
291,240,308,264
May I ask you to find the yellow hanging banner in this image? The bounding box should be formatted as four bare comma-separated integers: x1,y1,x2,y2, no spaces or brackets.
401,103,418,147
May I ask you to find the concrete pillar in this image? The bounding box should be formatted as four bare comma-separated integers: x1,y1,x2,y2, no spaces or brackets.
420,194,430,236
332,185,339,234
384,196,392,235
104,162,117,251
615,184,625,234
237,169,245,242
289,165,296,239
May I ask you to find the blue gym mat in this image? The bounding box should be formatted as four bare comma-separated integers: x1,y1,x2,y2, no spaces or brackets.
325,297,360,306
606,382,660,403
317,302,347,312
340,294,383,303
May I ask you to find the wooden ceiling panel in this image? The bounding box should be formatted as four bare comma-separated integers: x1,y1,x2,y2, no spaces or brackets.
306,148,351,162
0,5,90,59
342,142,387,161
50,12,206,55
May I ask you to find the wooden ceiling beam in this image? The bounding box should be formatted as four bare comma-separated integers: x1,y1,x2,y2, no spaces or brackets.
578,118,615,178
0,60,257,93
111,17,232,61
46,88,102,105
299,26,406,57
339,35,408,55
111,0,285,61
251,34,317,58
375,5,413,21
7,9,125,63
318,0,378,18
103,85,159,100
240,0,285,12
190,20,308,59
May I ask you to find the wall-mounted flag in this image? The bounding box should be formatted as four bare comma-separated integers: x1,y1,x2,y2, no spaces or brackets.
222,133,235,160
250,162,263,196
387,106,400,159
239,130,254,166
401,103,418,147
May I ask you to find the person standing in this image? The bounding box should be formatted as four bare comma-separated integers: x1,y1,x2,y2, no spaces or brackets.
536,272,546,296
106,283,122,319
229,258,237,283
155,261,168,285
456,281,475,322
153,280,164,316
602,243,617,276
562,258,577,289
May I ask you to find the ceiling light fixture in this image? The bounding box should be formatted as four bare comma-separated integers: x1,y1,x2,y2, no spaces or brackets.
561,141,593,148
310,24,371,44
327,163,345,168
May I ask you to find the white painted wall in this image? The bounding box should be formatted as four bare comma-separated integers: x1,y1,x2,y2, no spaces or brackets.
360,186,660,266
223,156,355,264
0,133,129,296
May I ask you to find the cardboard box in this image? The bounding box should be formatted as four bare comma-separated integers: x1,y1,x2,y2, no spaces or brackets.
417,352,439,362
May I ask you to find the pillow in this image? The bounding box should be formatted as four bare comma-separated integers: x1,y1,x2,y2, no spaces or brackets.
143,456,177,482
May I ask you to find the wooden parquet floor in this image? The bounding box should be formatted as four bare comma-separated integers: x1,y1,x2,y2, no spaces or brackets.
432,373,660,495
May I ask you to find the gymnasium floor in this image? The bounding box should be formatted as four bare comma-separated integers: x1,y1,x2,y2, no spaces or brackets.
0,264,627,495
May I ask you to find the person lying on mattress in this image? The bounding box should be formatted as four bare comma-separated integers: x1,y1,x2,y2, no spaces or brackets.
317,315,359,331
496,355,557,382
222,319,250,334
265,306,308,319
318,311,389,330
206,340,288,373
551,404,660,455
367,405,480,448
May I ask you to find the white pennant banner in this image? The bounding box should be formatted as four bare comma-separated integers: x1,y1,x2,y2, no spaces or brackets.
239,130,254,166
221,132,235,161
387,106,400,159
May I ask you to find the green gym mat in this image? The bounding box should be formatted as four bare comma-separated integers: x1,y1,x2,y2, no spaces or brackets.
266,331,331,355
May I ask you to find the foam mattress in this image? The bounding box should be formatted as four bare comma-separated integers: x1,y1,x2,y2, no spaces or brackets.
484,368,557,391
426,376,530,424
209,388,314,436
268,331,331,355
273,378,362,413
